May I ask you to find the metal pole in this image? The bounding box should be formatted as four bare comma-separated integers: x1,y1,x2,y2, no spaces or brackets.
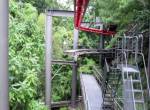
45,11,53,109
98,23,104,68
71,64,78,108
71,28,79,108
148,22,150,88
96,17,104,68
73,28,79,49
99,36,104,66
0,0,9,110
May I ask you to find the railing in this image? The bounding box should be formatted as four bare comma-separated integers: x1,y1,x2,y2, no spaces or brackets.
116,34,149,109
114,99,123,110
130,76,136,110
139,53,150,97
80,74,90,110
92,65,123,110
132,52,150,97
117,35,150,97
105,58,110,73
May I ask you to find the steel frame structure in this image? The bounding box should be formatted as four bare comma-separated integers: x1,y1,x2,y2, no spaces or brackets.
45,10,79,109
0,0,9,110
0,0,150,109
148,23,150,90
52,60,77,66
114,35,149,110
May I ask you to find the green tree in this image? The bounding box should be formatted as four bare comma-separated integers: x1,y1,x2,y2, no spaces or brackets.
9,1,46,109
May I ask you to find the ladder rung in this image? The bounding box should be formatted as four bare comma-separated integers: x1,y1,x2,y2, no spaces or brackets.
103,99,113,102
124,79,140,82
103,102,113,105
133,89,143,93
125,89,143,93
135,100,144,103
132,79,141,82
108,78,118,80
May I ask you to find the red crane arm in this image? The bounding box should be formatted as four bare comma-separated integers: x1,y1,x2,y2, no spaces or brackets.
74,0,116,36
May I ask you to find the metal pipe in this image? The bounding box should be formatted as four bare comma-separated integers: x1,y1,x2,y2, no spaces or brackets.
130,76,136,110
99,36,104,67
99,24,104,67
138,53,150,96
51,98,82,108
148,22,150,91
47,10,74,17
71,64,78,108
45,12,53,109
73,28,79,50
0,0,9,110
52,60,77,65
71,28,79,108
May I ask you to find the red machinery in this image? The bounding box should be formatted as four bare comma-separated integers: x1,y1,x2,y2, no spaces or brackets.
74,0,116,35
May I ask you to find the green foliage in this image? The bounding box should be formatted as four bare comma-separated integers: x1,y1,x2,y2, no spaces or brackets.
15,0,59,13
94,0,150,31
79,58,96,74
9,1,46,109
9,0,150,109
27,100,47,110
52,68,72,101
10,1,75,109
38,13,45,29
53,25,73,59
60,107,69,110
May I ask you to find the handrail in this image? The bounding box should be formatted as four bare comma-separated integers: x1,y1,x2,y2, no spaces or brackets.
52,65,64,80
105,58,110,72
132,52,150,97
120,51,128,69
92,66,123,110
130,76,136,110
80,74,89,110
114,99,123,110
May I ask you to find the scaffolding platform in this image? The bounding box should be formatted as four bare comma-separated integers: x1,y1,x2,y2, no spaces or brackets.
117,64,140,73
65,49,114,57
80,74,103,110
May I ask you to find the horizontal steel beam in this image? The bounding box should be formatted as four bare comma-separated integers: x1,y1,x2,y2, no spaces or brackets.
65,49,115,56
51,97,82,108
52,60,77,65
47,10,74,17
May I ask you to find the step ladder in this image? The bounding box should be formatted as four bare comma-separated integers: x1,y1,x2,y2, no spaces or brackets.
118,64,146,110
102,85,115,110
94,59,123,110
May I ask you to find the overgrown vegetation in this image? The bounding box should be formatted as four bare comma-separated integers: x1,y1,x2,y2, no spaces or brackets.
9,0,150,109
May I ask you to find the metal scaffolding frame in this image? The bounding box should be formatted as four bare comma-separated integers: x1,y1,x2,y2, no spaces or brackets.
45,10,78,109
148,23,150,90
0,0,9,110
0,0,149,109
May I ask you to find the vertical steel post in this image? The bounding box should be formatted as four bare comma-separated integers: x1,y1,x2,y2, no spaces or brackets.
98,24,104,67
148,23,150,88
73,28,79,49
0,0,9,110
71,28,79,108
45,11,53,110
99,36,104,65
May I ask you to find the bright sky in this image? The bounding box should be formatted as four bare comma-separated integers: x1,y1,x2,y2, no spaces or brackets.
58,0,74,10
59,0,68,5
